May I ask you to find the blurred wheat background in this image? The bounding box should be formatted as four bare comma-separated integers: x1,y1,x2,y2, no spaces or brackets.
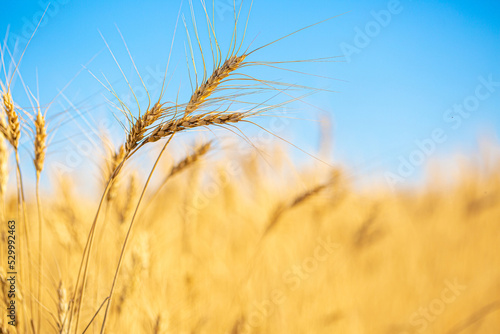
1,0,500,333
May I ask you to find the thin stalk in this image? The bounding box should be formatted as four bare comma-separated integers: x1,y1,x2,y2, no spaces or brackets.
69,167,118,334
14,151,33,320
92,205,111,333
81,297,110,334
100,135,174,333
36,171,43,333
70,149,132,333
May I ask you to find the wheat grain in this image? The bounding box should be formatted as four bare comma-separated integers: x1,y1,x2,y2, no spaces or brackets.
34,109,46,174
184,55,246,116
57,281,69,334
169,141,212,177
1,92,20,149
125,101,165,154
147,112,246,143
106,145,126,203
264,183,329,236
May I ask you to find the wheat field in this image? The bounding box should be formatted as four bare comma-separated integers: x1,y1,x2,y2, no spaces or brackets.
1,1,500,334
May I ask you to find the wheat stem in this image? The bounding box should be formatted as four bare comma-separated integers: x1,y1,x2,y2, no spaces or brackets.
33,106,46,333
70,166,119,334
35,173,43,332
100,135,175,333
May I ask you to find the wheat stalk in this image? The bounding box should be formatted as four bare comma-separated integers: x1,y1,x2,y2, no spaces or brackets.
70,105,165,331
80,3,332,330
71,101,171,330
98,135,174,333
117,173,138,224
97,12,254,333
74,78,252,334
33,106,48,333
97,113,254,333
1,88,34,323
97,113,252,333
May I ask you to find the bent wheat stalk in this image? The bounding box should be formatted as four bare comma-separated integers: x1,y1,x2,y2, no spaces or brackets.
99,135,175,333
74,46,251,333
70,91,170,332
71,100,170,333
75,4,343,331
98,111,258,334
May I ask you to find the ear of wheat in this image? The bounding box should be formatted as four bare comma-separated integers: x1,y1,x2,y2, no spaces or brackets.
33,105,48,333
34,109,47,174
56,280,69,334
169,141,212,177
123,54,248,154
1,91,20,149
125,101,166,154
184,55,246,116
147,112,246,144
264,182,332,237
106,144,126,202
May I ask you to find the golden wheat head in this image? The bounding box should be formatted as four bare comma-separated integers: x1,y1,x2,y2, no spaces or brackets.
34,109,47,174
125,101,165,154
1,92,20,149
147,112,246,144
169,141,212,177
185,55,247,116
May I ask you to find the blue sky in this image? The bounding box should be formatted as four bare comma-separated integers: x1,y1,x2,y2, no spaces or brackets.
1,0,499,190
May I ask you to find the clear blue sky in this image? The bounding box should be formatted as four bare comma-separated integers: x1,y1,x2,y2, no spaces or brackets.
1,0,499,190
